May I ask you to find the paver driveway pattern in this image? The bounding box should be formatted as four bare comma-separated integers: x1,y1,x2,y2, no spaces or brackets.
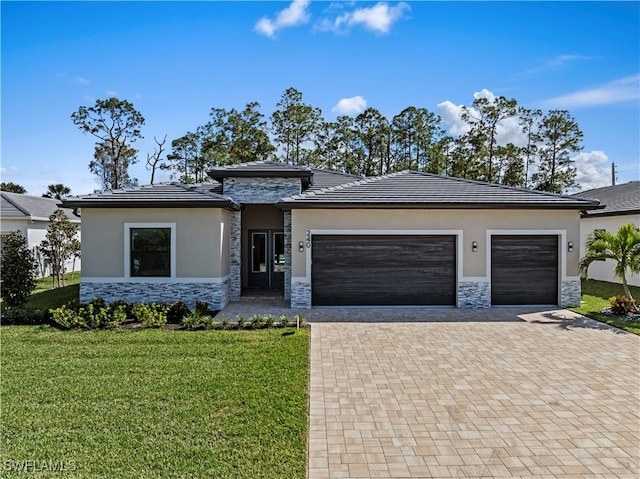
307,311,640,478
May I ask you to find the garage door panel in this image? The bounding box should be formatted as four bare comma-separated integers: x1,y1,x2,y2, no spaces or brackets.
312,235,456,306
491,235,558,305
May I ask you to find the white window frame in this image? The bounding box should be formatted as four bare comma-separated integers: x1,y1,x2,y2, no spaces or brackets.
124,223,177,280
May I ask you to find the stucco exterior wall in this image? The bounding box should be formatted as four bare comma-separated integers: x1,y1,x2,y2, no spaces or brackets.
81,208,226,279
290,208,581,277
289,208,582,309
579,214,640,287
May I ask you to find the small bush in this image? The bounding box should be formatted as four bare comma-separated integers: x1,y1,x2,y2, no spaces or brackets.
609,295,637,315
200,315,215,329
264,315,275,328
167,301,191,323
1,231,38,306
195,300,210,316
108,305,127,328
50,304,83,329
220,317,230,329
236,316,246,328
250,314,263,329
279,315,290,327
182,311,203,330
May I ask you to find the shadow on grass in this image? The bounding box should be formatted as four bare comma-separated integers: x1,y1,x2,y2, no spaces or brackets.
26,284,79,311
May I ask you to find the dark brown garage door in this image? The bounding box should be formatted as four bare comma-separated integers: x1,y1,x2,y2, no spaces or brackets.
491,235,558,305
311,235,456,306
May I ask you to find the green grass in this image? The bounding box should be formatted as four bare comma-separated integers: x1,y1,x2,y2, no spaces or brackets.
0,327,309,478
570,279,640,334
1,272,80,312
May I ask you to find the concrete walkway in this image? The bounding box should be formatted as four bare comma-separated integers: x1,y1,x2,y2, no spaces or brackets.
307,311,639,478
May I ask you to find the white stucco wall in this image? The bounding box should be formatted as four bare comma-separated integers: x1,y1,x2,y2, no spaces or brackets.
579,214,640,287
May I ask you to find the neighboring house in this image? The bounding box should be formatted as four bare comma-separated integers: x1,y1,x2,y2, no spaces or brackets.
572,182,640,287
1,191,82,276
63,161,600,310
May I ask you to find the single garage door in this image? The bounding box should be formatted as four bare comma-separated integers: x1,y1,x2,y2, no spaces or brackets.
491,235,558,305
311,235,456,306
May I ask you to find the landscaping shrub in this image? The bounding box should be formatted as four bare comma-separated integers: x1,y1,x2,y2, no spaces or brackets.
250,314,263,329
50,304,83,329
195,300,210,316
609,295,637,315
131,303,167,328
167,301,191,323
1,231,38,306
264,315,275,328
279,315,290,327
181,311,203,330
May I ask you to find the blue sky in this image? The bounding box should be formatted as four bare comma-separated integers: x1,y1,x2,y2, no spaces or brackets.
2,1,638,196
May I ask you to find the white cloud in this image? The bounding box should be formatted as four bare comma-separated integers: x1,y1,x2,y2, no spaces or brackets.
73,76,90,85
323,2,410,35
571,150,611,192
106,90,118,97
332,96,367,115
255,0,311,38
523,54,589,75
543,74,640,108
1,166,18,176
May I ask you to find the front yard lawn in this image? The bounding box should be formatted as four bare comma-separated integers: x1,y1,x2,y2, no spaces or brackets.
571,279,640,334
1,327,309,478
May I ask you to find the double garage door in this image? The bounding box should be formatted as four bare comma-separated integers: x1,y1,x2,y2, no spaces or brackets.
311,234,559,307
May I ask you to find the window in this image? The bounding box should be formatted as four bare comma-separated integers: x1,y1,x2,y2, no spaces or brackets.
130,227,171,277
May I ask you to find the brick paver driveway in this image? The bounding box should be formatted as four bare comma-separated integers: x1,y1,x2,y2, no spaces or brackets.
308,310,639,478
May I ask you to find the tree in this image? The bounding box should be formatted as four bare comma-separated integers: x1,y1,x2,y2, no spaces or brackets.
71,97,145,190
39,210,81,288
203,102,274,166
518,107,542,188
461,95,518,183
353,107,390,176
271,87,323,166
391,106,444,172
146,135,168,185
0,182,26,193
580,223,640,302
167,130,209,183
1,231,38,306
42,183,71,200
532,110,582,193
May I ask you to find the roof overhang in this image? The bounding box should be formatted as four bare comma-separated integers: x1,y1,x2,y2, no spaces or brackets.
61,199,241,210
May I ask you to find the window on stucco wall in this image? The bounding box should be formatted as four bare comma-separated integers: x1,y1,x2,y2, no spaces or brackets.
130,227,171,277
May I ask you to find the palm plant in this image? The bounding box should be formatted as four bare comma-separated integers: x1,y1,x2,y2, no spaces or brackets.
580,223,640,302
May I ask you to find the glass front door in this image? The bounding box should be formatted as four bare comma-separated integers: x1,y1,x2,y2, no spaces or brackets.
248,230,284,289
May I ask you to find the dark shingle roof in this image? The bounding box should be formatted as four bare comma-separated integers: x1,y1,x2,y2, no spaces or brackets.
571,182,640,217
307,169,364,192
208,161,313,180
61,182,239,209
279,171,602,210
1,192,80,221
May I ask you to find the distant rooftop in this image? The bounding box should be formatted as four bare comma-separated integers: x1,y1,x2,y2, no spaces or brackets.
1,192,80,221
572,182,640,217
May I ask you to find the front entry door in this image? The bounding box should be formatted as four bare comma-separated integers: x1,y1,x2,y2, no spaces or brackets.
248,230,285,289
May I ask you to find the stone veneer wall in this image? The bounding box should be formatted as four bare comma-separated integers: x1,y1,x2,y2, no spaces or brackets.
80,280,230,310
560,278,581,308
223,177,301,203
457,281,491,308
229,210,241,301
284,211,292,300
291,280,311,309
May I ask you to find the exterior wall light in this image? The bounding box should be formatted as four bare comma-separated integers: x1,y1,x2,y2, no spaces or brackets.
568,241,573,252
298,241,305,252
472,241,478,252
